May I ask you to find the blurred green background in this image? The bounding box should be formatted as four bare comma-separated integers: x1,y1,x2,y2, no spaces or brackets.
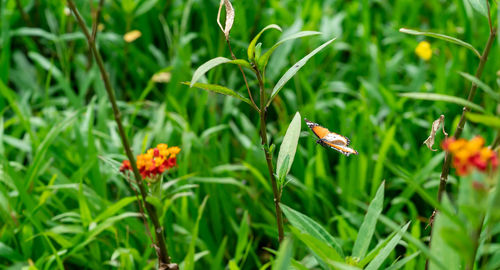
0,0,499,269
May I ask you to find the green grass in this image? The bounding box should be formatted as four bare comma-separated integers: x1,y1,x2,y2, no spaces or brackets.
1,0,499,269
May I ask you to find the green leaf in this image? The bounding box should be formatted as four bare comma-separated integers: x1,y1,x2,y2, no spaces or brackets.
258,31,322,70
399,28,481,58
248,24,282,62
272,237,294,270
365,222,410,270
189,57,252,86
429,196,461,270
268,37,336,106
385,252,421,270
280,203,344,257
134,0,159,16
466,113,500,128
184,196,209,270
276,112,301,185
399,92,484,112
93,197,137,223
466,0,488,17
289,226,343,263
234,211,250,264
352,182,385,259
459,72,500,101
0,242,23,262
277,155,290,186
11,27,57,41
183,82,252,105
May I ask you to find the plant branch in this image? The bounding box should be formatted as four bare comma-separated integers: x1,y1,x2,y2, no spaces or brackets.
67,2,177,269
436,28,496,203
91,0,105,42
226,39,259,112
425,21,497,270
255,67,284,242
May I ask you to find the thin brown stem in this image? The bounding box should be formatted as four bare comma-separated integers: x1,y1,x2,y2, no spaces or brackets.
67,2,177,269
486,0,493,34
255,67,284,242
226,39,259,112
91,0,105,42
436,29,496,203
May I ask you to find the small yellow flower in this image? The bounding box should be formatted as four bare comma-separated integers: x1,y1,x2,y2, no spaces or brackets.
415,41,432,61
123,30,142,43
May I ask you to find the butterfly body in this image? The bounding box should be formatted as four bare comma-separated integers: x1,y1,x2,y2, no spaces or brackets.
304,118,358,156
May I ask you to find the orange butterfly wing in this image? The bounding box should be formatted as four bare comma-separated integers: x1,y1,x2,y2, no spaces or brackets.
305,118,358,156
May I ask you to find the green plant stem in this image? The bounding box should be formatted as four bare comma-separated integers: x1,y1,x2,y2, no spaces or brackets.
66,2,176,269
255,68,284,242
436,28,496,203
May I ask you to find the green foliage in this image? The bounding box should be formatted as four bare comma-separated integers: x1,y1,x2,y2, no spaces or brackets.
1,0,499,269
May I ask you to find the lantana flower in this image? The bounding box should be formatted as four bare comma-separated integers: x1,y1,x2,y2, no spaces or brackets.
442,136,498,176
415,41,432,61
120,143,181,180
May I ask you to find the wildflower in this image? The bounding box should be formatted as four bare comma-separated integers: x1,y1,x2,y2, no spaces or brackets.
123,30,142,43
415,41,432,61
120,144,180,179
442,136,498,176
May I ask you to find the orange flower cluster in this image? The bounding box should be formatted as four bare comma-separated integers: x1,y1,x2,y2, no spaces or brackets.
120,144,181,179
442,136,498,176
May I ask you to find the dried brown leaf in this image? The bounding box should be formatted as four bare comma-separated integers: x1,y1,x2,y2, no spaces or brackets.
217,0,234,40
423,115,448,151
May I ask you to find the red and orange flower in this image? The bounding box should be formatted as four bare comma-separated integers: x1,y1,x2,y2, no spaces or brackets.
120,143,181,179
442,136,498,176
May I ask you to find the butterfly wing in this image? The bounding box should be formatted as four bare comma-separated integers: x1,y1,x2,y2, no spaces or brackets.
317,139,358,156
305,118,331,140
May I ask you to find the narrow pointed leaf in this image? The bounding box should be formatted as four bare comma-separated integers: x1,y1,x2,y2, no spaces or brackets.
466,0,488,17
276,112,301,184
184,196,209,270
365,222,410,270
399,92,484,112
248,24,282,61
272,237,294,270
466,113,500,128
190,57,252,87
258,31,322,70
459,72,500,101
352,182,385,259
183,82,252,105
399,28,481,58
269,37,336,106
289,226,343,263
281,203,344,257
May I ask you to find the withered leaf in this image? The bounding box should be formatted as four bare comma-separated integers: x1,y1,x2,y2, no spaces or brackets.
217,0,234,40
423,115,448,151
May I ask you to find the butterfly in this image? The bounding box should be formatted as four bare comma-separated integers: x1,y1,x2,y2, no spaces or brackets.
304,118,358,156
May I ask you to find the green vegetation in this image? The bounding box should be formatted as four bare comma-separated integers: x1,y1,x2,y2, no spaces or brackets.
1,0,499,269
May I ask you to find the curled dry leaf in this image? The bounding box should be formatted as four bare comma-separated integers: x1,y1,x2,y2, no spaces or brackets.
217,0,234,40
423,115,448,151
